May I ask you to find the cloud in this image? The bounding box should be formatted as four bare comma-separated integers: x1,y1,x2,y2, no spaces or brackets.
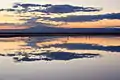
13,3,41,8
48,13,120,22
43,5,102,13
12,3,102,13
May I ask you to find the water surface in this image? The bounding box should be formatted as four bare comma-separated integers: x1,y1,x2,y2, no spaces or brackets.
0,36,120,80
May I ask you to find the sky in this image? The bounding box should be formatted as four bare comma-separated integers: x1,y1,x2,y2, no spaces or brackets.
0,0,120,31
0,0,120,12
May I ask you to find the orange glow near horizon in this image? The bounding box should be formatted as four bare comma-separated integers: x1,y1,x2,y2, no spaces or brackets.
60,19,120,28
0,12,120,30
0,25,29,30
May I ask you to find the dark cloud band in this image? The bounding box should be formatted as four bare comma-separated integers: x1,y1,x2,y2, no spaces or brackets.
12,3,102,13
48,13,120,22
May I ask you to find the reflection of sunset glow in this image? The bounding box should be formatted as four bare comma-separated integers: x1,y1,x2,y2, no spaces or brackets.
0,41,27,53
36,36,120,47
66,37,120,46
0,37,30,53
0,36,120,55
36,39,65,47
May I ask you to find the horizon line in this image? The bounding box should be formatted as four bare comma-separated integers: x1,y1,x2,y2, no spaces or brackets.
0,33,120,37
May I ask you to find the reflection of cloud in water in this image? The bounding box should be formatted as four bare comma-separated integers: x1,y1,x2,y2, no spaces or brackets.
52,43,120,52
27,37,120,52
0,36,120,54
11,52,100,62
0,36,120,63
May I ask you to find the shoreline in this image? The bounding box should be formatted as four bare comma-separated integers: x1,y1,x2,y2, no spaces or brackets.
0,33,120,37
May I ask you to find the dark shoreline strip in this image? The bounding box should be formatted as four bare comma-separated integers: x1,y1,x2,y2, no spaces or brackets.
0,33,120,37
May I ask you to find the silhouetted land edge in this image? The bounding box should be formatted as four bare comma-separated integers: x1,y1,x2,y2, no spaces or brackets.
0,32,120,37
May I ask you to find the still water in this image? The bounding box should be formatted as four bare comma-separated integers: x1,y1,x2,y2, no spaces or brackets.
0,36,120,80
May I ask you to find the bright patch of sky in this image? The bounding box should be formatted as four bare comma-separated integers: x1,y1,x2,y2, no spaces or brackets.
0,0,119,12
22,0,120,12
0,0,19,8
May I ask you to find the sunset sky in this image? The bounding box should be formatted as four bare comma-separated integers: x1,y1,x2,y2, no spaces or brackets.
0,0,120,32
